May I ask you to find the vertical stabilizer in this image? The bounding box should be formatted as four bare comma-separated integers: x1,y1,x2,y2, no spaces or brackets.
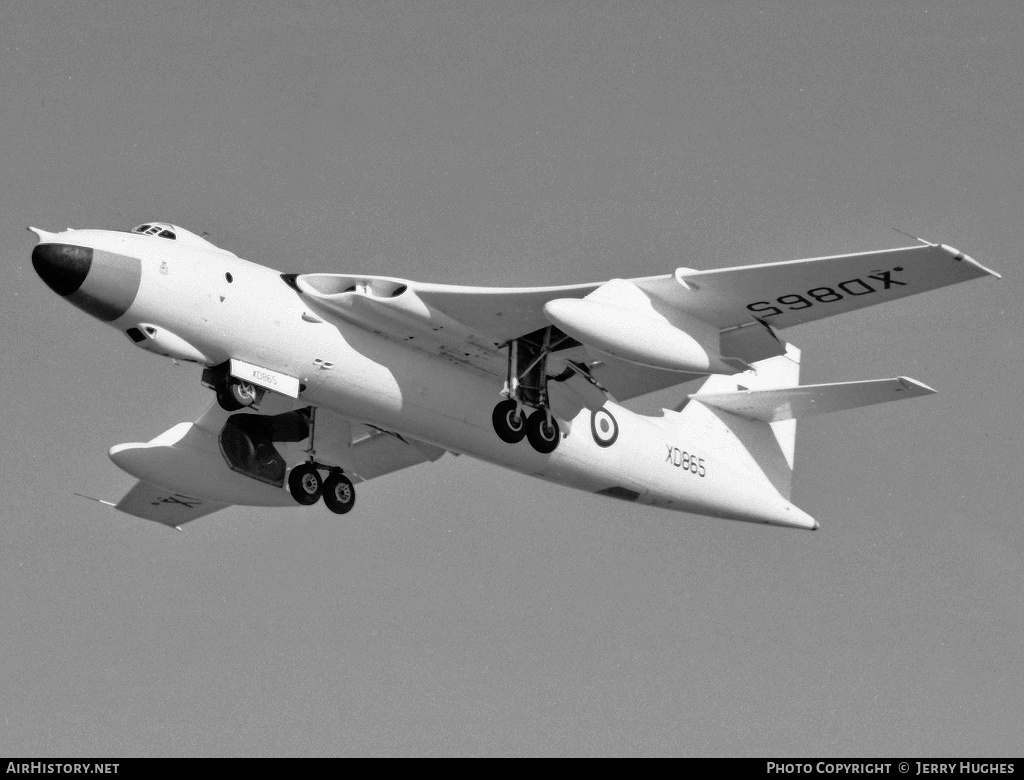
682,344,802,499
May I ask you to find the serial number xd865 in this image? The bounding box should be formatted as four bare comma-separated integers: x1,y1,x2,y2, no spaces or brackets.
250,369,278,385
746,269,906,318
666,445,706,477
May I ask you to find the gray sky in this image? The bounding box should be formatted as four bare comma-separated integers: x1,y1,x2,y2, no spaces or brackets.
1,0,1021,757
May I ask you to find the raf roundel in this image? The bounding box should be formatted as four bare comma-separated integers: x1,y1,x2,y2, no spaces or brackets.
591,408,619,448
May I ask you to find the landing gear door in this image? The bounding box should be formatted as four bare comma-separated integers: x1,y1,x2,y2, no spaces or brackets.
307,408,355,474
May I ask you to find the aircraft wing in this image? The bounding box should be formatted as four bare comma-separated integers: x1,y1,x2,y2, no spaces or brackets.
294,272,601,346
113,481,228,528
632,242,1000,330
306,408,447,483
297,241,997,340
104,397,447,528
293,240,997,402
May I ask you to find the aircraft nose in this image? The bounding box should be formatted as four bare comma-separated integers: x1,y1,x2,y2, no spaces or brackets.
32,241,142,322
32,243,93,296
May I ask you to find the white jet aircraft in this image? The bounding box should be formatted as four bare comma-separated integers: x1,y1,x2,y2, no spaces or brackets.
30,222,998,530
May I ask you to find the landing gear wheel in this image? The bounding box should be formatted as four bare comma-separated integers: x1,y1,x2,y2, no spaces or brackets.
216,380,257,411
323,473,356,515
526,410,560,454
228,380,258,408
288,463,323,505
492,399,527,443
216,386,243,411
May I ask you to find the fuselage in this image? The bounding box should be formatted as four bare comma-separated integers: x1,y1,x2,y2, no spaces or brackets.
31,225,815,529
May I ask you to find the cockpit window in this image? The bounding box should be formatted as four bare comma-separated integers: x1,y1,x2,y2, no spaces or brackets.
131,223,176,240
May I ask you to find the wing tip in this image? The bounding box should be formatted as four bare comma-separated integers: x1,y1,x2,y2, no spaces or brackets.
896,376,937,395
938,244,1002,279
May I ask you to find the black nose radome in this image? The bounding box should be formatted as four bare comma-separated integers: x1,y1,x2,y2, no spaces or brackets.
32,243,93,296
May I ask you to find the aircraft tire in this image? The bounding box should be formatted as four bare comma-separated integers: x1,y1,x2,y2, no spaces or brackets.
526,410,560,454
288,463,323,505
323,473,356,515
228,380,258,408
216,386,244,411
492,400,527,443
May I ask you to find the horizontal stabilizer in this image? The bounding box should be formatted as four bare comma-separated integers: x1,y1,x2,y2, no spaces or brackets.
691,377,935,422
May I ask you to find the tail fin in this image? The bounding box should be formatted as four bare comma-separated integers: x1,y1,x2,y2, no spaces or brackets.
677,345,802,499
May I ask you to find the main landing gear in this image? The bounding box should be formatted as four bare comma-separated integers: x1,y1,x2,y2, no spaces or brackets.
492,400,561,454
287,463,356,514
490,327,569,454
216,395,357,515
286,406,356,514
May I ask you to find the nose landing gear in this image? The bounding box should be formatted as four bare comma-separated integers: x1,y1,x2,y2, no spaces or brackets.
217,379,260,411
203,362,266,411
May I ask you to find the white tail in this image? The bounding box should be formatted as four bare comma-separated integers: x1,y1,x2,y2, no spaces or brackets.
677,345,802,500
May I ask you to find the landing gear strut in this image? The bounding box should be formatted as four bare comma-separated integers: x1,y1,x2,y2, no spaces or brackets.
490,327,570,454
284,407,357,513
